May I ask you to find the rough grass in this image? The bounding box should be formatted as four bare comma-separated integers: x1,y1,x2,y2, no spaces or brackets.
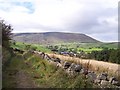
2,54,26,88
3,51,95,88
22,52,97,88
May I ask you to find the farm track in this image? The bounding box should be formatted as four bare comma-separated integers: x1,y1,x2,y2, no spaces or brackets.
47,53,120,76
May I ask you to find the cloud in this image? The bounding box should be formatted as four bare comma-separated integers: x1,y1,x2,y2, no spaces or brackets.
0,0,118,42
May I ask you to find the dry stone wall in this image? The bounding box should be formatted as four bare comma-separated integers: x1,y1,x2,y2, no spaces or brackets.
33,51,120,88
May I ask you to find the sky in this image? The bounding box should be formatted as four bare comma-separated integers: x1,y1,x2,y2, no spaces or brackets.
0,0,118,42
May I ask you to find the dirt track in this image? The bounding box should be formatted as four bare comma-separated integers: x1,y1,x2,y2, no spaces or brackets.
16,71,36,88
48,53,120,76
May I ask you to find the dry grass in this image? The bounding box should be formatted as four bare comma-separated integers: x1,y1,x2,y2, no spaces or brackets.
48,53,120,77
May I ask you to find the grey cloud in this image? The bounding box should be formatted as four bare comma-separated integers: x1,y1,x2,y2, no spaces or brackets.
1,0,118,42
13,22,63,33
65,7,117,35
91,32,118,42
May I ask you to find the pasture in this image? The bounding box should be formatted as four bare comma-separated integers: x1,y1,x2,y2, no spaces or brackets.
11,42,118,54
11,42,51,53
46,42,118,53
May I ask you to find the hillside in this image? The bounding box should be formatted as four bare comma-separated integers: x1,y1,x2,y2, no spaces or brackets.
3,50,97,88
3,49,120,88
12,32,100,44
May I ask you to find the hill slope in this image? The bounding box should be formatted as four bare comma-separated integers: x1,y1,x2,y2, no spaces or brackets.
13,32,100,44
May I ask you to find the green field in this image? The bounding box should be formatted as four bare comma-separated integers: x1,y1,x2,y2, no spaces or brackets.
46,42,118,53
10,42,118,54
77,47,103,53
52,42,118,49
11,42,51,53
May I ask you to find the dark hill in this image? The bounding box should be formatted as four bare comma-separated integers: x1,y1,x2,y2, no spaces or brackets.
13,32,100,44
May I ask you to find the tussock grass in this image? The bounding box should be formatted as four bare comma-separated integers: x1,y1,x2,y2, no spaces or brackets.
3,51,96,88
22,52,95,88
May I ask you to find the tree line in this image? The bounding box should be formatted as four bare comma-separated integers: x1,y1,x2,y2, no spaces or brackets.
88,49,120,64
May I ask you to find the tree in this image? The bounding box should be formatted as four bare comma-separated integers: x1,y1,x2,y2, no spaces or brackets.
1,19,13,66
1,20,13,48
109,49,120,64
